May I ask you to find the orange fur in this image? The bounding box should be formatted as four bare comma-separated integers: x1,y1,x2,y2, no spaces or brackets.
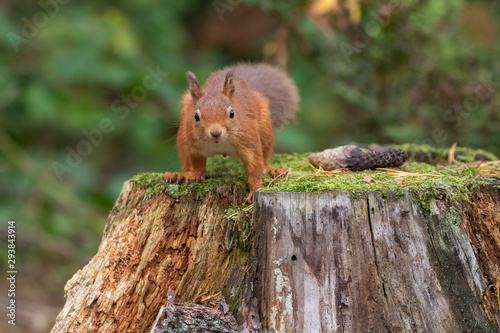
163,65,294,202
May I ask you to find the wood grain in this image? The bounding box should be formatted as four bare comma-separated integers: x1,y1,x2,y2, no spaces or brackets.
252,189,500,332
51,182,248,332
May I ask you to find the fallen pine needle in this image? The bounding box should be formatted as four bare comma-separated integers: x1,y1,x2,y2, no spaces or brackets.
295,164,348,181
376,168,444,180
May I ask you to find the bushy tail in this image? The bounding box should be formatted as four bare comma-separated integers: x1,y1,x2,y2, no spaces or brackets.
225,63,300,128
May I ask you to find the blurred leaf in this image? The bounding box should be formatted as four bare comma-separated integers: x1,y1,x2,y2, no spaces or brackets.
309,0,340,16
25,81,57,121
345,0,361,24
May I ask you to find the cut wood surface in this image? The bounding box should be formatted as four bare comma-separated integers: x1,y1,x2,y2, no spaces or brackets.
51,180,500,332
252,189,500,332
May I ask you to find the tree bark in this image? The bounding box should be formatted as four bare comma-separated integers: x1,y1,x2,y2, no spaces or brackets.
51,181,250,332
51,181,500,332
149,288,238,333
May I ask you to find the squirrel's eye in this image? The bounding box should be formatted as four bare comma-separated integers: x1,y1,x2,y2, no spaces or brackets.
229,109,234,119
195,113,200,122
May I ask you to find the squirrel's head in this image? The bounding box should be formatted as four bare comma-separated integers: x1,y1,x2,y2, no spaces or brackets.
187,70,237,144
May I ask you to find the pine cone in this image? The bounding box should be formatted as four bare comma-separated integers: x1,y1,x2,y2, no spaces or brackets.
309,145,407,172
346,149,407,171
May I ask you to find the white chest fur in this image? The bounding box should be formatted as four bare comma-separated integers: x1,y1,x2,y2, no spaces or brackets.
200,140,239,159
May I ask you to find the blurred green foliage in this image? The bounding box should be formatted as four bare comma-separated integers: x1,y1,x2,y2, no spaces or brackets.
0,0,499,330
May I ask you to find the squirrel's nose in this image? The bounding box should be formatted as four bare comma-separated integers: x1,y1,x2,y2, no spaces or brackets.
210,130,222,138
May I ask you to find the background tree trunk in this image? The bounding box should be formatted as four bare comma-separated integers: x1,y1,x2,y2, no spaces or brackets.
51,181,500,332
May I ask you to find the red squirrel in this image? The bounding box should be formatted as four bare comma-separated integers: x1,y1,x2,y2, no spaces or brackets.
163,63,299,202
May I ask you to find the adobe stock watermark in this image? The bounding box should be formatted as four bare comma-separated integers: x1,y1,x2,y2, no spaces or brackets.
419,75,499,147
339,0,405,63
51,65,168,182
6,220,17,326
8,0,71,53
213,0,242,21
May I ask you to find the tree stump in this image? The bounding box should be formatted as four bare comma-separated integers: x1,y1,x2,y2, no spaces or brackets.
51,178,500,332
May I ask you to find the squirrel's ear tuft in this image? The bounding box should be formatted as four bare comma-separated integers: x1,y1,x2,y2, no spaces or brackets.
222,70,235,99
187,71,204,103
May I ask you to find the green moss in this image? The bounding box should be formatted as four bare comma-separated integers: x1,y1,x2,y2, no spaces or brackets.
110,205,120,214
130,172,163,186
414,191,436,211
405,162,438,173
130,156,249,198
264,149,496,210
445,207,462,234
131,145,498,209
231,213,254,257
130,172,169,197
265,157,490,207
395,143,498,163
225,207,236,217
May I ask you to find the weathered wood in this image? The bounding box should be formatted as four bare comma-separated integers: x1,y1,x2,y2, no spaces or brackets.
150,303,238,333
251,189,500,332
149,288,238,332
50,182,250,332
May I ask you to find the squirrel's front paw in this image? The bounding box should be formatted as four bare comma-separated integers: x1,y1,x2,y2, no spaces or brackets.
162,172,205,184
162,172,179,183
245,191,255,203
